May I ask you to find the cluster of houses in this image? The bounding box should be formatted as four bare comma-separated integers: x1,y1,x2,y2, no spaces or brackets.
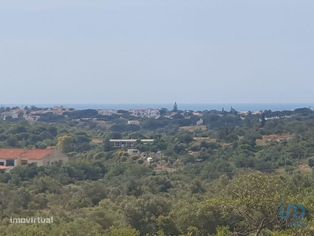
109,139,159,164
0,138,155,172
0,107,163,122
0,136,176,173
99,109,161,119
0,107,69,122
129,109,160,119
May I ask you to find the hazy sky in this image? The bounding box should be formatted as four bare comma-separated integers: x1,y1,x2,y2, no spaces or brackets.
0,0,313,104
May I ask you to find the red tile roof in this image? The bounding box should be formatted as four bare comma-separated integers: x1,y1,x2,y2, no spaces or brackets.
0,149,55,161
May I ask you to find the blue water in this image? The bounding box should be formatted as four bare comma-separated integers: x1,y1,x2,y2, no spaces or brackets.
2,103,314,112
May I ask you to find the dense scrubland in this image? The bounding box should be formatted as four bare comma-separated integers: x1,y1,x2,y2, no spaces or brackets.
0,107,314,235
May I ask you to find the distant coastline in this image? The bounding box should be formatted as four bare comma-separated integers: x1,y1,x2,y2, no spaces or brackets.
0,103,313,112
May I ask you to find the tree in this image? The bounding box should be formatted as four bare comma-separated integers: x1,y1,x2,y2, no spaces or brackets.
157,216,180,236
227,173,288,234
57,135,73,153
105,227,140,236
6,136,19,147
123,196,170,235
216,226,232,236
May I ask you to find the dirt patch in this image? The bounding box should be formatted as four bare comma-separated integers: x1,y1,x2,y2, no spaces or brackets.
298,163,312,174
154,164,177,173
256,134,293,146
193,137,217,143
92,138,103,144
179,125,207,132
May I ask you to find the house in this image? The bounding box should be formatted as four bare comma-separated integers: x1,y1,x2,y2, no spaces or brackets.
127,149,140,156
196,118,204,126
1,109,24,121
147,157,153,164
0,149,68,171
110,139,138,148
110,139,154,148
127,120,140,125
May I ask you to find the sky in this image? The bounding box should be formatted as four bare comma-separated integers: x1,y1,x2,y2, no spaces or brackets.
0,0,314,104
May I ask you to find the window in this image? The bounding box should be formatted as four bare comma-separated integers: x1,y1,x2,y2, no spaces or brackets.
0,161,4,166
6,160,15,167
21,160,28,165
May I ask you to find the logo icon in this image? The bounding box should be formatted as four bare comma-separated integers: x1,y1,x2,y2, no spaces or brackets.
278,202,308,228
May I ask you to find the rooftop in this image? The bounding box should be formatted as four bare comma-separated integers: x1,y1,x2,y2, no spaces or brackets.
0,149,56,161
110,139,137,142
109,139,154,142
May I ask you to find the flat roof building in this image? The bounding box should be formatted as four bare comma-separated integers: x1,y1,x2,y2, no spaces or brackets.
109,139,154,148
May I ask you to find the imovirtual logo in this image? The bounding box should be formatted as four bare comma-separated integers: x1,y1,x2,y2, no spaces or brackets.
278,199,309,228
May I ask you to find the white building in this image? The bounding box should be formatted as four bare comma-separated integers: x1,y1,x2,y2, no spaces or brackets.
110,139,154,148
128,120,140,125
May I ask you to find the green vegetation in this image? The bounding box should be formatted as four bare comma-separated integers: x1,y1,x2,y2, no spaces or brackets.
0,107,314,235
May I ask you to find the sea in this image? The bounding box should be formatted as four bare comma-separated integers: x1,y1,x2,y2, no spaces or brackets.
2,104,314,112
